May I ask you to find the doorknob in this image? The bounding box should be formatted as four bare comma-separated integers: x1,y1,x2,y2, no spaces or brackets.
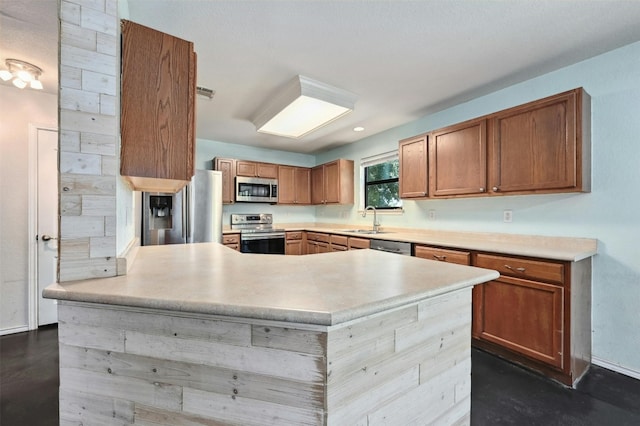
40,234,57,241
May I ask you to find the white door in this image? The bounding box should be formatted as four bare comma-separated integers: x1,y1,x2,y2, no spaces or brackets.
36,128,58,325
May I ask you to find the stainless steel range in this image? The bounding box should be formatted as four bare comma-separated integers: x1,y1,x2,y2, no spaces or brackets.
230,213,285,254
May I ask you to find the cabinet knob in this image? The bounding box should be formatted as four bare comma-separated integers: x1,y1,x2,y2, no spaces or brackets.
492,186,499,192
479,187,485,192
433,255,447,261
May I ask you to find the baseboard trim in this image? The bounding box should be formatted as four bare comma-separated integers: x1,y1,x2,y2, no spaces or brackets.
592,356,640,380
0,325,29,336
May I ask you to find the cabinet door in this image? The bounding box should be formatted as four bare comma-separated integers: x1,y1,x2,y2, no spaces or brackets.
278,166,297,204
311,165,325,204
294,167,311,204
473,276,564,369
214,158,236,204
121,20,196,191
285,239,303,255
317,242,330,253
430,119,487,197
490,90,578,193
323,161,341,203
236,161,257,177
257,163,278,179
279,166,311,204
306,241,318,254
399,135,428,198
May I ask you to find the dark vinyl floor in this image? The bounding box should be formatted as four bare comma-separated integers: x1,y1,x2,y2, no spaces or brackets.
2,326,640,425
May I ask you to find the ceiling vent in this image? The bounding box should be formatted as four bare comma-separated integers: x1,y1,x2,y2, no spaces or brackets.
196,86,215,99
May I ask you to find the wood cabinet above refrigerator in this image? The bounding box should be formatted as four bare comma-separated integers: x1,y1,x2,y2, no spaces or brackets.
120,20,196,193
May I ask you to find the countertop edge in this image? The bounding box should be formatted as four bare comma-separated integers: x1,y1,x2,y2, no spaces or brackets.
43,268,499,326
224,224,598,261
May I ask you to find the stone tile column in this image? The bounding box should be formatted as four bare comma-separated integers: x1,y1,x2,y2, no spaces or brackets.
58,0,119,281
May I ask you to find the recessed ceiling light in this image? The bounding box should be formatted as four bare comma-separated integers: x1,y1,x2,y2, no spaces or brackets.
353,126,365,132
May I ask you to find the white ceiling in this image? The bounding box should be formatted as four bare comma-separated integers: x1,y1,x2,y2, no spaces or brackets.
3,1,640,154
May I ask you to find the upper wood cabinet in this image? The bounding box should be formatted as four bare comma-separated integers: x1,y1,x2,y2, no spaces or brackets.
399,135,428,198
236,161,278,179
398,88,590,200
489,88,590,195
120,20,196,193
429,119,487,197
278,166,311,205
311,159,354,205
213,158,236,204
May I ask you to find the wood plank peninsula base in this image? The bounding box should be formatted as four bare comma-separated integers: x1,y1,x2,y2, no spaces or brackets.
46,244,498,425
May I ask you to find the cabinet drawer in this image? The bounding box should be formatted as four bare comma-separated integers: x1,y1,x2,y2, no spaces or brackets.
475,253,565,285
330,235,348,247
414,245,470,265
224,243,240,251
348,237,370,249
286,231,302,240
307,232,329,243
223,234,240,245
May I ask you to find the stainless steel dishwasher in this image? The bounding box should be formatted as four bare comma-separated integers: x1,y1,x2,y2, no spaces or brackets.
369,239,411,256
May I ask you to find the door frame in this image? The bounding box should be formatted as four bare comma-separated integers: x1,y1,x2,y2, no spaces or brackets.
27,123,58,330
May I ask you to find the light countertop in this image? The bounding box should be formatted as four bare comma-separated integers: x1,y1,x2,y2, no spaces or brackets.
224,223,598,261
44,243,498,326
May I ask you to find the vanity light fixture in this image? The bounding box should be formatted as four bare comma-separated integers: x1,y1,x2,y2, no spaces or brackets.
252,75,357,139
0,59,44,90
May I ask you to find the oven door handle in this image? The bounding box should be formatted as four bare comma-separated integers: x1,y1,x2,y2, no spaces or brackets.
241,233,286,241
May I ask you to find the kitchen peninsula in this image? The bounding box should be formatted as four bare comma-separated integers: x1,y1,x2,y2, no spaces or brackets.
44,243,498,425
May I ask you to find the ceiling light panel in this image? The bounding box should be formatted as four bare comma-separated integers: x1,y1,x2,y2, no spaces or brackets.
252,75,357,139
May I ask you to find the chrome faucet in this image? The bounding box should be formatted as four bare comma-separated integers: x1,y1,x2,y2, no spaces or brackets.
363,205,381,232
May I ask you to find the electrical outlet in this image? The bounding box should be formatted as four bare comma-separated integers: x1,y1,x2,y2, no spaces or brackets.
428,209,436,221
503,210,513,223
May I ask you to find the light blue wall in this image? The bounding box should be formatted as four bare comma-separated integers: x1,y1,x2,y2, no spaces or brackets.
315,40,640,375
195,139,317,225
196,41,640,375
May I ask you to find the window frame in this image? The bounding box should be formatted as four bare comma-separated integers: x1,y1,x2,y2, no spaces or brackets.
359,151,403,212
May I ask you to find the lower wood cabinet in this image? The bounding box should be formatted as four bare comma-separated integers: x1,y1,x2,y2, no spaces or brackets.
414,245,470,265
348,237,370,250
472,253,591,387
306,232,330,254
222,233,240,251
413,244,591,387
330,235,349,252
475,275,564,369
285,231,304,255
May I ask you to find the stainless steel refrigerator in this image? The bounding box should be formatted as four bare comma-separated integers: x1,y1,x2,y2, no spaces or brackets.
142,170,223,245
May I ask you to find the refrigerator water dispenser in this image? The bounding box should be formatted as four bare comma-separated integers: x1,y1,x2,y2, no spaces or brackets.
149,195,172,230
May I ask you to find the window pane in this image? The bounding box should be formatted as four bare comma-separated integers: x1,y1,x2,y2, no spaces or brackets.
366,160,398,182
366,182,401,208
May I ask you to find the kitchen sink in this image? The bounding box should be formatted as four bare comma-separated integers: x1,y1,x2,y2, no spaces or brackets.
335,229,388,234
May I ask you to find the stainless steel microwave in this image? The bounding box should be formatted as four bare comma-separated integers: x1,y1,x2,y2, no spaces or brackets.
235,176,278,203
